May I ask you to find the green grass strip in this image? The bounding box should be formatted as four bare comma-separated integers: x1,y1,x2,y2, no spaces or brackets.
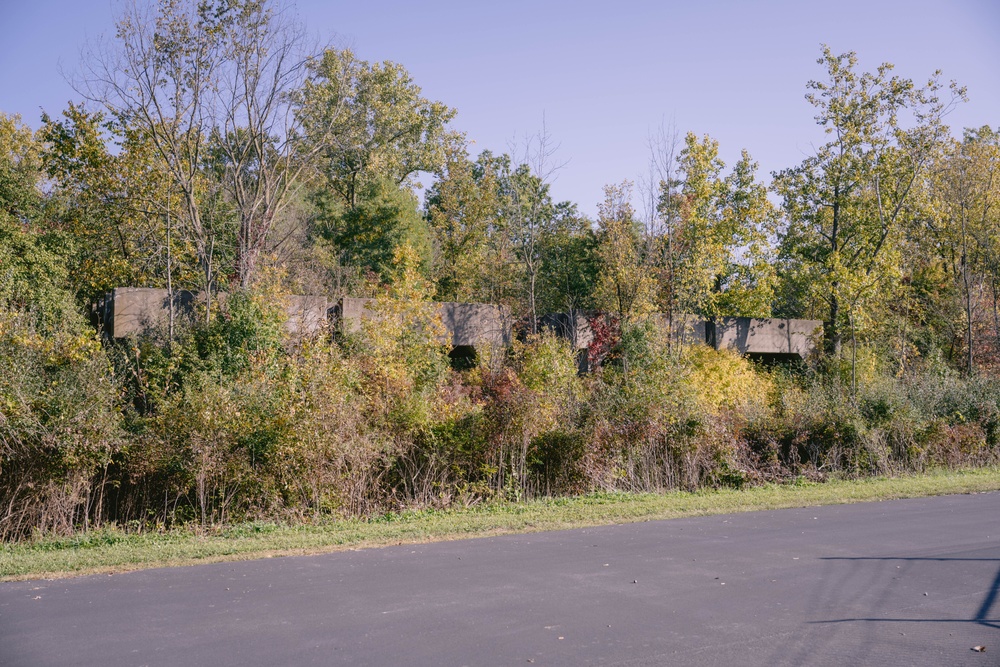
3,467,999,581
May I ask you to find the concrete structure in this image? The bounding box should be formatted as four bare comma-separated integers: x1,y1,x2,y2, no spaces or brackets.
542,310,822,362
93,288,327,339
93,288,201,339
93,289,821,363
93,290,510,360
284,295,329,338
539,311,595,351
652,313,709,348
330,297,373,335
542,312,709,351
709,317,822,360
330,297,511,353
440,301,512,349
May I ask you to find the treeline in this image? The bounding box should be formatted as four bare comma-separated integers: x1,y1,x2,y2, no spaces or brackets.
1,0,999,540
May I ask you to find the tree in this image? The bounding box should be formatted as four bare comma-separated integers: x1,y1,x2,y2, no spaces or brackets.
212,0,317,288
536,201,599,317
672,133,728,319
774,45,964,356
927,126,1000,373
594,181,655,324
649,133,777,339
504,125,564,331
80,0,225,297
0,113,42,223
0,112,80,330
79,0,317,295
639,122,683,339
298,48,457,283
715,150,778,317
40,104,189,303
299,48,457,207
425,143,504,303
314,177,429,282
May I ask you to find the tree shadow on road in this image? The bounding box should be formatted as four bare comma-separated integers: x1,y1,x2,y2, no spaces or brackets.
812,556,1000,630
769,551,999,666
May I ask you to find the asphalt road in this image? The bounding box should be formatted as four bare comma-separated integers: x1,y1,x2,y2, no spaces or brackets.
2,493,999,666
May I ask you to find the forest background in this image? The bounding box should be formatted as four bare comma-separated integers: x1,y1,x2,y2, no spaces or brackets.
1,0,999,541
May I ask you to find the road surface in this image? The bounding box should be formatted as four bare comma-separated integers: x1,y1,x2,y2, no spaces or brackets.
2,493,998,666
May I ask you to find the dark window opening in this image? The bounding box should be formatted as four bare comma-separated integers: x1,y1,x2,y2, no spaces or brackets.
449,345,478,370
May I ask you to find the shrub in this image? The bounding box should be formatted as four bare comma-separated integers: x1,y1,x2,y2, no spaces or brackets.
0,312,122,539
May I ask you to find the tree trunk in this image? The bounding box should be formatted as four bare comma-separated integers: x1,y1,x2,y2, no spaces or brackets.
961,208,974,375
828,289,842,356
828,194,842,356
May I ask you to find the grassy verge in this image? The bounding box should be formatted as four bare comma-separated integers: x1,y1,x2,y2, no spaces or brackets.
3,467,999,581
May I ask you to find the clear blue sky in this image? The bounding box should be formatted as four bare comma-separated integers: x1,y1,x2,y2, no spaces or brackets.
1,0,998,216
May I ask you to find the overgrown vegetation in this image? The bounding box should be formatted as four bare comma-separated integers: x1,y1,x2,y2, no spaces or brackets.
1,0,999,543
4,468,999,581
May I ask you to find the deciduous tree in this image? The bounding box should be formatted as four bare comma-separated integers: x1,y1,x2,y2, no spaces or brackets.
774,45,964,356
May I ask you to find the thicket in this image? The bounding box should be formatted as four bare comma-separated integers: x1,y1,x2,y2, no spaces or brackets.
2,290,998,541
2,0,999,540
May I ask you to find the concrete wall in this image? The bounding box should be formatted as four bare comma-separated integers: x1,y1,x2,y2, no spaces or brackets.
96,288,327,339
440,301,511,349
94,289,822,360
97,288,200,338
649,314,708,347
539,311,595,350
283,295,328,338
332,297,373,335
331,297,511,351
709,317,822,358
97,290,510,352
542,312,708,351
542,311,821,360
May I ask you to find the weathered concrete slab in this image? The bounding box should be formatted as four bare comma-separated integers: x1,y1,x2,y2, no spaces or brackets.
95,289,822,360
332,297,373,335
283,295,328,338
542,312,709,350
332,297,510,351
96,288,328,339
541,311,821,361
99,288,201,338
648,313,708,347
709,317,822,358
440,301,511,348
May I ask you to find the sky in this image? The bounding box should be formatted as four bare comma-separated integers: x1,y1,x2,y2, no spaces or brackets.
1,0,998,217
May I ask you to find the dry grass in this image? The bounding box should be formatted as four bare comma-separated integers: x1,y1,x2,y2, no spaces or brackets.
2,466,998,582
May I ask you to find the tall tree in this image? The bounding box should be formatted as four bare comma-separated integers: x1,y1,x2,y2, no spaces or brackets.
774,45,964,355
40,104,190,302
715,150,779,318
299,48,457,283
594,181,655,324
0,113,42,224
213,0,317,288
299,48,457,207
536,201,598,317
80,0,227,296
672,133,728,319
425,144,505,303
927,126,1000,373
504,125,564,331
79,0,317,294
0,113,80,332
651,133,777,330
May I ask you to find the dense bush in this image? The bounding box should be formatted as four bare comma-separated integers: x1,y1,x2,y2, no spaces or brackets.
0,219,124,540
0,313,122,539
3,291,1000,541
